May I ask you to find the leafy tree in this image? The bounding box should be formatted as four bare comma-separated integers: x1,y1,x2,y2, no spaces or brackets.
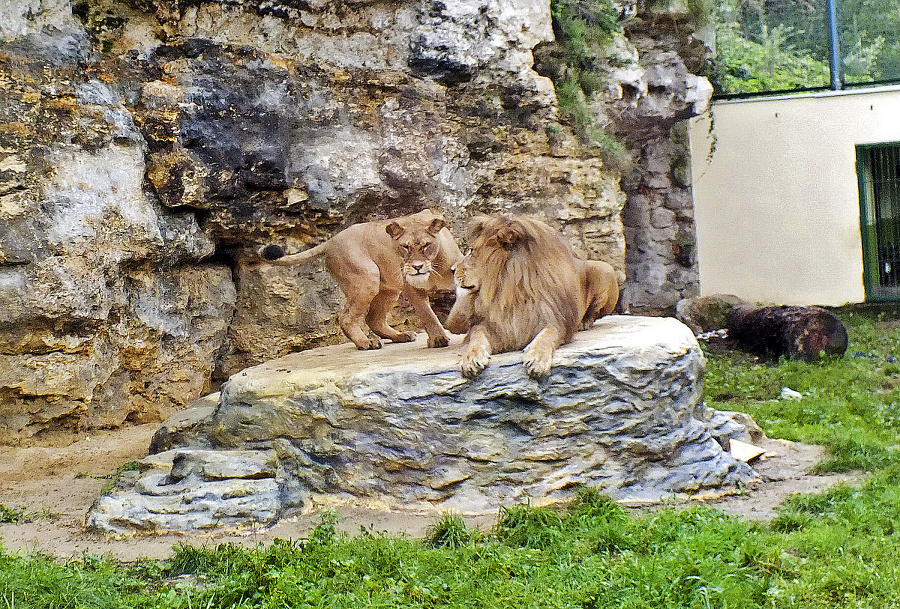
714,20,830,93
713,0,900,94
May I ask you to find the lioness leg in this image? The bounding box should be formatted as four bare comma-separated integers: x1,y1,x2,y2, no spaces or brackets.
366,290,416,343
522,325,565,378
460,325,492,378
404,285,451,348
339,297,382,349
330,261,383,350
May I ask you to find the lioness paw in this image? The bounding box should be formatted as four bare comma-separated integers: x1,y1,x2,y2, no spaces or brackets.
427,333,450,348
355,336,383,350
392,331,417,343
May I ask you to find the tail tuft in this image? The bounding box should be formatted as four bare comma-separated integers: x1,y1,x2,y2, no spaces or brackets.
261,244,285,260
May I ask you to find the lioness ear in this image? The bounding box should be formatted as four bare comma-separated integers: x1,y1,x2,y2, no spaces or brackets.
427,218,446,235
386,222,405,239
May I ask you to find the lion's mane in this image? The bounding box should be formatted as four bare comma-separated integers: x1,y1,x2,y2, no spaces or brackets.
462,215,582,352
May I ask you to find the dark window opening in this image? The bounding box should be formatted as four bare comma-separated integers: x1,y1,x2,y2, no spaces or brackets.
858,143,900,301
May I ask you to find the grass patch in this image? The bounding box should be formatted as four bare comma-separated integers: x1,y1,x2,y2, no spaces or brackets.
0,504,27,524
1,306,899,607
424,512,476,549
705,306,900,473
0,503,56,524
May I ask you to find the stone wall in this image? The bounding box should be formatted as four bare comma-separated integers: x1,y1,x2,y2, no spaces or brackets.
622,122,701,310
0,0,711,442
589,5,712,310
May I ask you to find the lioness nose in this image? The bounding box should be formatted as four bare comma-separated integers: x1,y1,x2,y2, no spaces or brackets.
412,262,425,272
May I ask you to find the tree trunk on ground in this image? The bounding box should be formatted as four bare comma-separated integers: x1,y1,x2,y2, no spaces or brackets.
726,305,848,361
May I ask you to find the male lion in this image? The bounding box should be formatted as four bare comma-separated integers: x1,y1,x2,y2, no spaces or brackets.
445,215,619,378
261,209,463,350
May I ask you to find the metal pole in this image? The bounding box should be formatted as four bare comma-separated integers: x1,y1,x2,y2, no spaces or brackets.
826,0,842,90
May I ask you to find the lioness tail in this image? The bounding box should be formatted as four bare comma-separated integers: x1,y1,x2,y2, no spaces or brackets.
259,242,329,266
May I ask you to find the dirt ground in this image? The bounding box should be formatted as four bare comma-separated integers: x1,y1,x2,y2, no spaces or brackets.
0,424,861,562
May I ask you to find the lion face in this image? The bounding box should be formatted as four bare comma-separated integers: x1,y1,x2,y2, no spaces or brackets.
386,216,447,290
445,255,479,334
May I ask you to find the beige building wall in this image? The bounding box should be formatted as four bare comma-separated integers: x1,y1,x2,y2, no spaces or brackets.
688,85,900,306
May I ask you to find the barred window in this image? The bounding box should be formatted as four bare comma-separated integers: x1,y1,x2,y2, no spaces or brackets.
858,143,900,300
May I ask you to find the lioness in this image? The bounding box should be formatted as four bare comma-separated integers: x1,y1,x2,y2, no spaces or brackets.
445,215,618,378
261,209,463,350
575,257,620,330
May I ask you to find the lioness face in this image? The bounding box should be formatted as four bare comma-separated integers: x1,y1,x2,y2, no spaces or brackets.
445,256,479,334
397,233,439,289
387,217,446,290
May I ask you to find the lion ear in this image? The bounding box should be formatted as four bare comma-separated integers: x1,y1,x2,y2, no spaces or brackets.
386,222,405,239
495,226,520,249
467,215,490,240
427,217,446,235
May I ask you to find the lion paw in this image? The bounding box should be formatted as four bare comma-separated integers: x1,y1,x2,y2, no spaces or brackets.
427,333,450,348
523,347,553,379
392,331,417,343
460,350,490,378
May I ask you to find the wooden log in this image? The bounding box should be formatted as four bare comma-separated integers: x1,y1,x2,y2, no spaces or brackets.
726,305,848,361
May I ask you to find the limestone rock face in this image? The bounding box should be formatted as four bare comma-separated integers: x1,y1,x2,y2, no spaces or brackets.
1,0,637,441
2,0,713,442
0,5,232,439
87,316,757,535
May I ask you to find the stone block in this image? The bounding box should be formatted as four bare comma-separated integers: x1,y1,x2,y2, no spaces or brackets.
87,316,758,535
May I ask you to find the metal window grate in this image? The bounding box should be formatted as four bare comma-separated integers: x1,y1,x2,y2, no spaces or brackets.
859,144,900,300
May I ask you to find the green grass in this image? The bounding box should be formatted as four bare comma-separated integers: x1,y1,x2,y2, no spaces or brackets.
1,306,899,608
0,504,27,524
705,306,900,473
0,504,56,524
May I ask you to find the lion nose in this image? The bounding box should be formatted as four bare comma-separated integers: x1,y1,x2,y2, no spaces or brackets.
411,262,425,273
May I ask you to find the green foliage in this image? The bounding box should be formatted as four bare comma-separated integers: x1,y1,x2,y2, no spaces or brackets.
307,508,340,547
0,503,54,524
714,23,830,93
495,503,569,550
551,0,620,70
713,0,900,94
424,512,475,549
544,0,630,167
0,504,27,524
0,550,149,608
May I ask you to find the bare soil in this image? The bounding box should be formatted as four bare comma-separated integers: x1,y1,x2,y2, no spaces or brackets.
0,424,860,562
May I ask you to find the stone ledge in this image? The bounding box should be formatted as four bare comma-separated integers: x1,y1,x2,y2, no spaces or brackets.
87,316,758,535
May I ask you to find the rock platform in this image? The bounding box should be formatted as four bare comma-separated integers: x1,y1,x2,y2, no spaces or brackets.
87,316,758,535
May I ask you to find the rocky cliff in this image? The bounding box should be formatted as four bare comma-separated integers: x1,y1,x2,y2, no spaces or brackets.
0,0,712,442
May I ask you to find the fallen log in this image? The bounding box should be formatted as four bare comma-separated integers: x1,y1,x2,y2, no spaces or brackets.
726,305,848,362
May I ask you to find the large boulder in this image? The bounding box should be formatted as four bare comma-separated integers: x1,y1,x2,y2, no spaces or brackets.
87,316,757,535
676,294,748,333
